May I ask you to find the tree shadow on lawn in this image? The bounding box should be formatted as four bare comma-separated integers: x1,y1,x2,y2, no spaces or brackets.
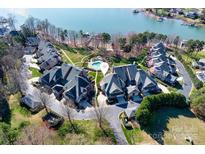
141,107,195,145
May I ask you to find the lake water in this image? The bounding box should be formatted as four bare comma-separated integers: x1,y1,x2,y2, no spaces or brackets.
1,8,205,40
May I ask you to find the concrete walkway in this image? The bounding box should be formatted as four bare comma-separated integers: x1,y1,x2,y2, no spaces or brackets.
60,49,74,65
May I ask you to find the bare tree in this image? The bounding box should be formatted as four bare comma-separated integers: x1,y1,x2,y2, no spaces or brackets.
15,124,54,145
24,16,36,35
69,30,78,47
63,99,78,133
7,14,16,31
0,55,15,71
94,101,107,129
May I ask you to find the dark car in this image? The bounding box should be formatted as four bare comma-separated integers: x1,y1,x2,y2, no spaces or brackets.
42,112,64,129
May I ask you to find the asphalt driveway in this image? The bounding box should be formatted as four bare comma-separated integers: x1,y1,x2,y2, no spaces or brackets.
175,59,193,98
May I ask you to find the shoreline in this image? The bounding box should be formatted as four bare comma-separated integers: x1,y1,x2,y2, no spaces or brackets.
144,11,205,28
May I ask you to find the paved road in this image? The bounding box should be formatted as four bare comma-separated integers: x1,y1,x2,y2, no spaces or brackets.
104,102,140,144
48,97,139,144
175,59,193,98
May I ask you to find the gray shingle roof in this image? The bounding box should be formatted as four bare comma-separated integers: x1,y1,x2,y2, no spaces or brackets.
63,76,91,104
21,94,42,109
100,73,125,98
101,65,160,100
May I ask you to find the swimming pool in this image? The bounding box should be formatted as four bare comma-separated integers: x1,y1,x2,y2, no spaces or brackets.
89,60,103,71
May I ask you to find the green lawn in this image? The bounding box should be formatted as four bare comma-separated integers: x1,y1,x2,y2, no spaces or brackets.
144,107,205,145
29,67,42,78
55,44,92,67
88,71,104,84
8,92,44,128
62,51,85,66
17,119,116,145
122,126,156,145
57,120,116,144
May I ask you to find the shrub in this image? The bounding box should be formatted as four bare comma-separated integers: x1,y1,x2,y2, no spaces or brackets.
136,93,188,126
18,121,30,130
0,123,19,144
190,87,205,118
0,39,8,57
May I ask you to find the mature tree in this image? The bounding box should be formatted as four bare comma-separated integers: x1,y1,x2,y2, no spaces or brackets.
0,123,18,145
0,39,8,58
187,39,197,55
155,33,167,42
195,40,205,52
101,32,111,43
21,24,34,38
24,16,36,35
118,37,127,50
200,9,205,23
123,44,132,53
101,32,111,48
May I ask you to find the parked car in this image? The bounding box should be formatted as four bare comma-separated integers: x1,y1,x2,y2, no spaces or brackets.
42,112,64,129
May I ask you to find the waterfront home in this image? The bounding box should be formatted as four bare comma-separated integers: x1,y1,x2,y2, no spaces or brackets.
180,40,188,48
192,59,205,70
37,40,53,52
39,64,94,108
169,8,183,15
148,42,178,86
100,73,126,103
21,94,43,113
135,69,161,96
150,68,177,86
25,36,40,47
196,71,205,83
127,85,141,102
198,59,205,68
39,56,62,72
63,76,94,108
9,30,20,37
36,41,62,72
100,64,160,104
24,46,37,55
0,27,8,37
185,11,198,19
152,61,177,75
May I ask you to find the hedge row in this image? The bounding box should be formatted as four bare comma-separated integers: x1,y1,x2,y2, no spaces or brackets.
136,93,188,126
190,87,205,119
175,51,203,89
